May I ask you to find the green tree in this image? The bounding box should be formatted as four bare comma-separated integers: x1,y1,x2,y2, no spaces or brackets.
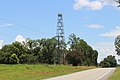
66,34,98,66
40,38,57,64
100,55,117,67
0,33,98,65
67,33,80,50
24,38,58,64
93,50,98,66
115,35,120,55
0,42,28,64
66,50,81,66
9,53,19,64
0,51,11,64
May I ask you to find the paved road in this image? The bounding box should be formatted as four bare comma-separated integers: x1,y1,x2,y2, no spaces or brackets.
44,68,116,80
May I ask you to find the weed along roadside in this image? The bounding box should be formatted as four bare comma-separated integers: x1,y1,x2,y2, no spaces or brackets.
0,64,95,80
108,67,120,80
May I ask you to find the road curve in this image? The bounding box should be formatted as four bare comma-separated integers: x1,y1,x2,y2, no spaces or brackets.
44,68,116,80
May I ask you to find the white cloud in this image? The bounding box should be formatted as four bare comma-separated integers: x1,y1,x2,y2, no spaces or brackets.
0,40,4,49
89,1,103,10
100,26,120,37
73,0,103,10
73,0,89,10
73,0,118,10
0,23,13,27
92,42,119,63
15,35,26,43
87,24,104,29
100,0,117,6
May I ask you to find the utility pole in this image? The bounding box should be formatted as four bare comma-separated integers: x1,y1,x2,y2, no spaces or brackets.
54,13,65,65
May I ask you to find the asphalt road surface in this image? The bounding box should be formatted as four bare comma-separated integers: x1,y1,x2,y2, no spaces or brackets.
44,68,116,80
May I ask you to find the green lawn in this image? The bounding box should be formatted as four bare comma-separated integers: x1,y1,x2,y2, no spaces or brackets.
0,64,95,80
108,67,120,80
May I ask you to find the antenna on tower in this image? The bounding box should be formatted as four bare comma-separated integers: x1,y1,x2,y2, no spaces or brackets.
54,13,65,65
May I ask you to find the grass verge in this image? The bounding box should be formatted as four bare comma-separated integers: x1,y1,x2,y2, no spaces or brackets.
0,64,95,80
108,67,120,80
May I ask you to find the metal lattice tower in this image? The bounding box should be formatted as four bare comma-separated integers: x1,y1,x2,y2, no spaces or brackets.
55,14,65,64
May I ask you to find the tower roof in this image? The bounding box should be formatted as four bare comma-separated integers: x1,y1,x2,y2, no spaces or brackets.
58,14,62,17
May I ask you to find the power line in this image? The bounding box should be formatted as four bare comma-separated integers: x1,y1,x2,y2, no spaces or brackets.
0,17,55,38
0,32,15,38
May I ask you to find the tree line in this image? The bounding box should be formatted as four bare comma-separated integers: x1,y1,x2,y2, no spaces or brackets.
0,34,98,66
99,55,117,67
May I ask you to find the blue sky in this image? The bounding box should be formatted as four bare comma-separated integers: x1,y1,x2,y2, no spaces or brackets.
0,0,120,63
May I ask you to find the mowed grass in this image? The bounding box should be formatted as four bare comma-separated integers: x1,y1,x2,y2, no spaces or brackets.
108,67,120,80
0,64,95,80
